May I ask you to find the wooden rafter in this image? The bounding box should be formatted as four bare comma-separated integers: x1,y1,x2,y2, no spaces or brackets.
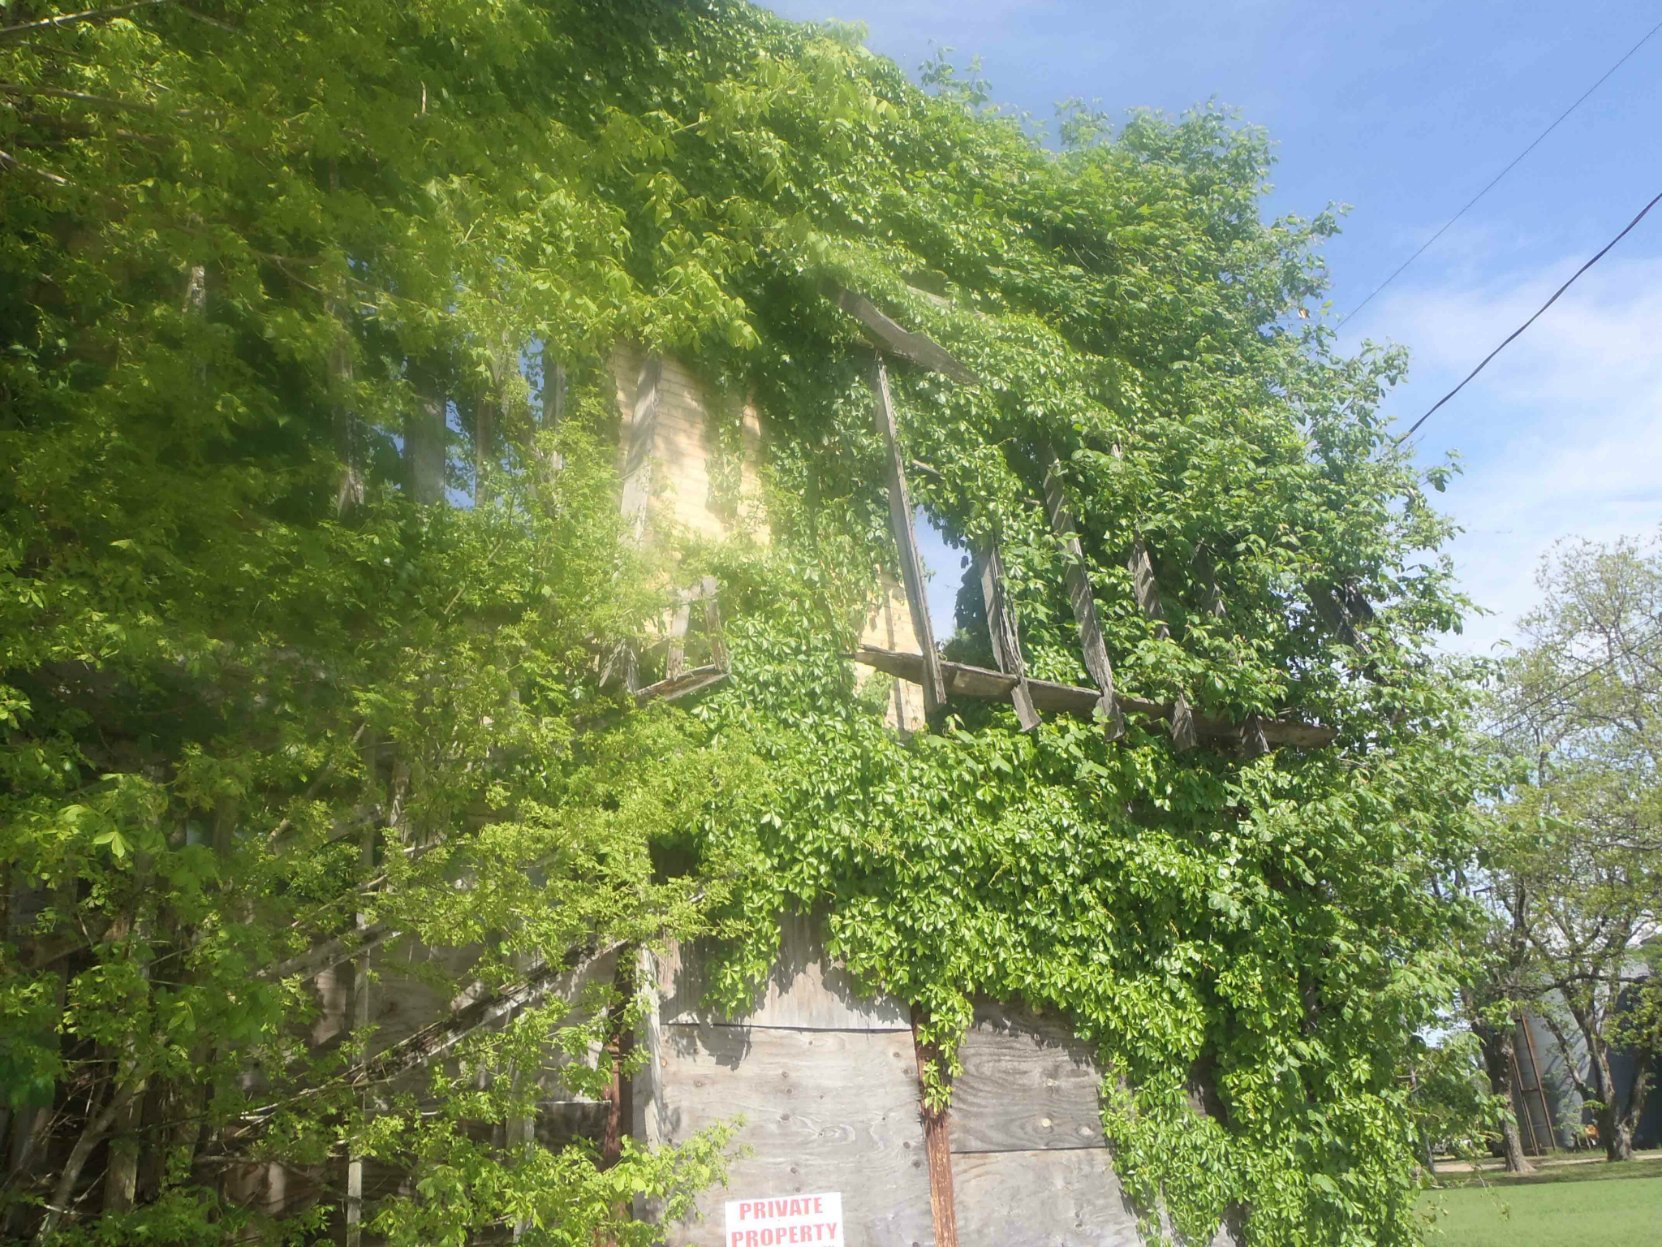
851,647,1336,750
820,291,1344,755
829,284,979,384
634,578,731,705
978,540,1039,731
1042,448,1125,740
1126,538,1197,752
872,353,946,717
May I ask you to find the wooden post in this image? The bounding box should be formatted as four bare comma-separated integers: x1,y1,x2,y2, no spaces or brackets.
599,953,637,1173
1040,448,1123,740
325,166,363,517
978,541,1039,731
910,1009,959,1247
871,354,945,718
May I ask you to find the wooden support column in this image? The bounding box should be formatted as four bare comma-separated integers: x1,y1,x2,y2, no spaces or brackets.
599,953,637,1172
1040,448,1124,740
911,1009,959,1247
325,167,363,517
872,354,946,718
978,541,1039,731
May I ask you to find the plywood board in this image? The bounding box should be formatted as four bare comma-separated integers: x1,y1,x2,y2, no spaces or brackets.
952,1147,1143,1247
951,1006,1106,1154
655,1024,933,1246
658,912,911,1032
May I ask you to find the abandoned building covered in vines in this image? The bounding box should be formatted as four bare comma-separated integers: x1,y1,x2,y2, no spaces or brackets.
0,4,1479,1246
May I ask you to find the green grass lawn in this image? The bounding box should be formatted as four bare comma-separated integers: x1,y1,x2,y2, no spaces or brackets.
1420,1159,1662,1246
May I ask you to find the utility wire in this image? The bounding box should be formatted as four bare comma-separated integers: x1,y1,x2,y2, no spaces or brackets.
1397,187,1662,443
1337,16,1662,330
1486,622,1662,737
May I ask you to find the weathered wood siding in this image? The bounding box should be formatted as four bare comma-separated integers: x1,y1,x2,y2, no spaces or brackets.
644,913,935,1246
642,920,1240,1247
948,1004,1145,1246
612,347,765,542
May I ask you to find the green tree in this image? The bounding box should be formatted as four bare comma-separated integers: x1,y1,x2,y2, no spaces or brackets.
1489,533,1662,1162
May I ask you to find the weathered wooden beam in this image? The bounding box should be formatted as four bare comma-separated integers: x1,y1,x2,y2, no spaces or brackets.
633,664,727,705
337,941,612,1093
1041,448,1124,740
831,285,980,385
850,647,1336,749
911,1008,960,1247
345,825,374,1247
873,355,946,718
699,575,730,673
599,952,636,1174
978,541,1040,731
264,922,398,984
663,600,692,682
1307,581,1374,653
1126,538,1197,752
1194,545,1228,620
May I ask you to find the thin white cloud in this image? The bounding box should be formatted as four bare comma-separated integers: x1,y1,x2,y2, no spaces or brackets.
1378,254,1662,653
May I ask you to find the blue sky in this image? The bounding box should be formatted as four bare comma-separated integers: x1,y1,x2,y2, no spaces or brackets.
764,0,1662,653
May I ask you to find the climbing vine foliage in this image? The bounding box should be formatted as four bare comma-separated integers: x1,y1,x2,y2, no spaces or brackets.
2,2,1480,1244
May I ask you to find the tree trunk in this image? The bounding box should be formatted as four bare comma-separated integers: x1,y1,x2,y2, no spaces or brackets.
1477,1022,1535,1174
1590,1044,1633,1161
32,1087,135,1245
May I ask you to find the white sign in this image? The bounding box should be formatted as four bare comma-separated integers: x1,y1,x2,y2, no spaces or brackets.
723,1191,844,1247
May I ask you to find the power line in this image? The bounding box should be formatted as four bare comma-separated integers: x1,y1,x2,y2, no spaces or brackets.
1337,16,1662,330
1396,187,1662,443
1486,623,1662,737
